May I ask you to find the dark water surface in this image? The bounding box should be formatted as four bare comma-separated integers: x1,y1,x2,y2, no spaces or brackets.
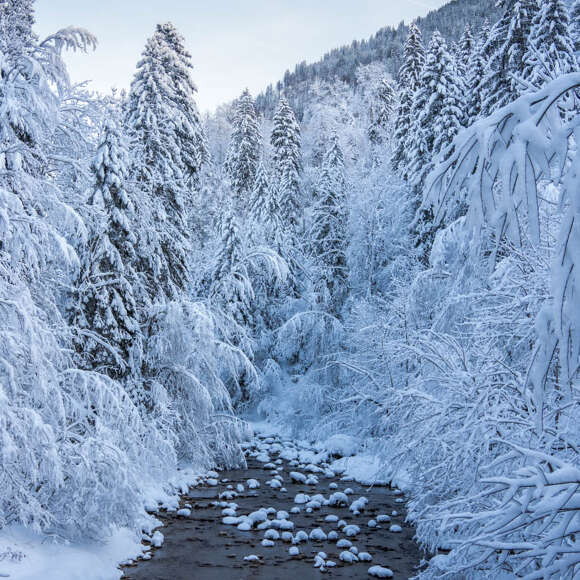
123,436,423,579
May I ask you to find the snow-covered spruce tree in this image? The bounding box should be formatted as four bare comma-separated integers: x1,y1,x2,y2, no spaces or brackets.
71,122,142,389
572,0,580,53
409,31,465,190
367,78,395,146
0,2,176,541
209,207,256,403
392,23,425,178
311,134,348,313
455,23,474,84
481,0,540,116
127,22,207,302
466,20,491,125
225,89,262,202
408,31,465,264
248,156,280,240
157,22,209,180
270,96,302,230
523,0,577,88
211,208,253,333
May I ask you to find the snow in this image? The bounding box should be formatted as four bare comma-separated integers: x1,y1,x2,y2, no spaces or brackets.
323,434,360,457
368,566,394,578
309,528,327,541
0,526,145,580
340,550,358,563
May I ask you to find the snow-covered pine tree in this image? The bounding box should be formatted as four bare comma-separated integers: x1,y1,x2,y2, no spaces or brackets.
270,97,302,230
311,134,348,312
248,157,273,231
368,78,395,146
392,23,425,178
456,23,474,83
407,31,465,265
523,0,577,88
157,22,209,183
71,122,142,387
225,89,262,201
481,0,540,116
572,0,580,53
211,209,252,327
466,20,491,125
127,23,207,302
408,31,464,190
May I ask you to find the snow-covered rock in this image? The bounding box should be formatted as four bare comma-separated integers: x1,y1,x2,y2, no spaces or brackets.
344,524,360,537
309,528,327,541
368,566,394,578
328,492,348,506
151,531,164,548
340,550,359,563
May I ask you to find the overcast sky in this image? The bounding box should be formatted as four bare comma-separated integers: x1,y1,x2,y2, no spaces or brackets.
35,0,448,113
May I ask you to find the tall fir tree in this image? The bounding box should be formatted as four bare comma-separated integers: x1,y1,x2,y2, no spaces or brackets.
572,0,580,54
270,97,302,230
225,89,262,201
408,31,464,190
392,23,425,178
72,122,142,386
456,23,475,83
466,20,491,125
311,134,348,313
127,23,207,302
368,78,395,146
210,207,253,335
481,0,540,116
157,22,209,182
248,157,273,229
523,0,577,88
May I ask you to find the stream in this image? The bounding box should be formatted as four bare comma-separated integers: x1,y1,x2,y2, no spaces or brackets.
122,432,423,579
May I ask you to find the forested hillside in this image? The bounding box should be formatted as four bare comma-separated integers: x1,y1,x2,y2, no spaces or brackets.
255,0,500,118
1,0,579,578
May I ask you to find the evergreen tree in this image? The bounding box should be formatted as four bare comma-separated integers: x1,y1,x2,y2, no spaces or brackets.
270,97,302,230
392,23,425,177
481,0,540,116
408,31,464,190
248,157,272,227
368,78,395,145
572,0,580,54
210,208,253,339
127,23,207,301
523,0,577,88
72,122,141,384
311,134,348,312
157,22,209,183
456,23,474,82
225,89,262,201
466,20,491,125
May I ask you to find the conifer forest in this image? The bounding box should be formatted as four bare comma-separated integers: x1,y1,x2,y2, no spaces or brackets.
0,0,579,578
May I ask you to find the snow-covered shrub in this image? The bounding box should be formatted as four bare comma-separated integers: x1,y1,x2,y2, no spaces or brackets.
144,300,247,468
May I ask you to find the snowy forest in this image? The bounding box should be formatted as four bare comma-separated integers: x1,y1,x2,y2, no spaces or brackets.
1,0,580,578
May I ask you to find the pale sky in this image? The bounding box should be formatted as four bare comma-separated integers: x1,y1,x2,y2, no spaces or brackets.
35,0,448,113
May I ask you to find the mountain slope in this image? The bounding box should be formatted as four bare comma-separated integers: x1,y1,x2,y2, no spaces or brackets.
255,0,500,118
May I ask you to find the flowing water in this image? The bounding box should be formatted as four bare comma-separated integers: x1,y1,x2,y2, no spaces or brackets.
123,433,423,579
